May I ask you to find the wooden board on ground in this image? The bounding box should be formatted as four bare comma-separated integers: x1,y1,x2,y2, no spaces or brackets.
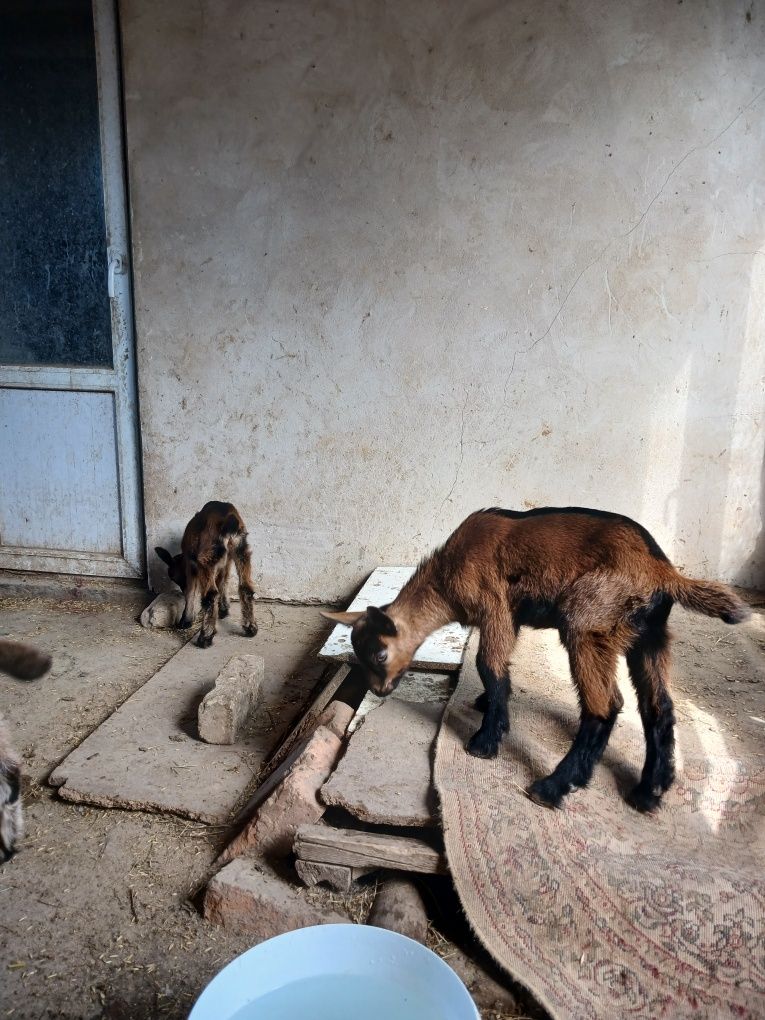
49,610,328,824
319,567,470,671
262,664,351,777
322,671,452,827
294,859,376,892
294,823,447,875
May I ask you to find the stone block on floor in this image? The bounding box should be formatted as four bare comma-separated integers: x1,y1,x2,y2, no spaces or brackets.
198,653,264,745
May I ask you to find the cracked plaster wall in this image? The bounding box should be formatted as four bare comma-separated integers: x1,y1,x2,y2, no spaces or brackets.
121,0,765,600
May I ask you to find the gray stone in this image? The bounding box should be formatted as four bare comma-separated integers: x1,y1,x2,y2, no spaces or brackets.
321,692,447,827
294,859,375,892
139,591,185,629
368,877,429,943
198,653,264,745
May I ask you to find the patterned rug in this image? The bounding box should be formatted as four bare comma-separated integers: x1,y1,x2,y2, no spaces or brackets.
434,626,765,1019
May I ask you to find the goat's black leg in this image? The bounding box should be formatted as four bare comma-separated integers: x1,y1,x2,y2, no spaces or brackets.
474,690,488,712
529,708,620,808
216,559,231,619
466,656,510,758
625,611,675,812
466,619,515,759
529,634,621,808
233,534,257,637
196,588,219,648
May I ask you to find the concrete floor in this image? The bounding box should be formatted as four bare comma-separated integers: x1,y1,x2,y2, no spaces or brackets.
1,586,763,1019
0,590,349,1020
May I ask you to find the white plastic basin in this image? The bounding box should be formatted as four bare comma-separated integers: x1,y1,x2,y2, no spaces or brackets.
188,923,480,1020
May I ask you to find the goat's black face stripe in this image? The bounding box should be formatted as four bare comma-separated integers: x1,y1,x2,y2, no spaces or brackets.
351,630,387,680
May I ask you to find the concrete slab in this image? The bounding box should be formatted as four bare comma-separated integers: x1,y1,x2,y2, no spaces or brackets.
49,610,328,824
321,671,452,827
319,567,470,671
347,670,453,735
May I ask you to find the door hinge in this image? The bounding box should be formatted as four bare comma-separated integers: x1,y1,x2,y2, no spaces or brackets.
108,250,127,298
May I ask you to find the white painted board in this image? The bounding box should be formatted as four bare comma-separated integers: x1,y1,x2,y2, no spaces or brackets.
318,566,470,671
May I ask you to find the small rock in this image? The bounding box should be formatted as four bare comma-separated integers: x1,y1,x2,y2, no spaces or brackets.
295,859,375,892
140,591,185,629
198,654,264,745
368,877,429,943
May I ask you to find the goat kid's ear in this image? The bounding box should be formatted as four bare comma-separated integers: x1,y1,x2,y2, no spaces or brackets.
155,546,174,568
367,605,398,636
320,610,366,627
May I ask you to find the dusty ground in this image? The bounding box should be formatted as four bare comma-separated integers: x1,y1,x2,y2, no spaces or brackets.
0,593,342,1020
0,588,763,1019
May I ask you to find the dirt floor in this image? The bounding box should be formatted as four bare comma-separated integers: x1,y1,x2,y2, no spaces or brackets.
1,586,763,1019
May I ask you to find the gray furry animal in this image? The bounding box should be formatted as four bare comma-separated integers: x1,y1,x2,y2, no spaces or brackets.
0,640,51,862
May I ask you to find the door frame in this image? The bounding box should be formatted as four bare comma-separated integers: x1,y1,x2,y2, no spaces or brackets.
0,0,144,579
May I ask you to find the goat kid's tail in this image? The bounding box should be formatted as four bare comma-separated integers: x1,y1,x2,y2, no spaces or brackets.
0,640,52,681
668,575,751,625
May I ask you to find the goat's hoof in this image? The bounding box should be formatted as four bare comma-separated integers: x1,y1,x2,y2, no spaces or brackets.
466,730,500,759
528,777,565,809
473,692,488,712
243,623,258,637
196,633,214,649
626,784,662,813
219,604,230,619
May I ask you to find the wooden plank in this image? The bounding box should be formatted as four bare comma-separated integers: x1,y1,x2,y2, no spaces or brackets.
261,664,350,777
294,823,447,875
319,567,469,671
294,860,375,892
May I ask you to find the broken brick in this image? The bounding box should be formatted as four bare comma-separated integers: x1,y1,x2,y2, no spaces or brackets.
219,724,342,862
315,700,354,738
204,857,348,936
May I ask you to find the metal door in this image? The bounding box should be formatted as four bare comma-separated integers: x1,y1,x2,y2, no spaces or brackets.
0,0,143,579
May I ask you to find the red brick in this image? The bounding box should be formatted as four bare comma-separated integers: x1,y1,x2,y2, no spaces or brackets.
315,700,354,738
204,857,349,936
220,725,342,862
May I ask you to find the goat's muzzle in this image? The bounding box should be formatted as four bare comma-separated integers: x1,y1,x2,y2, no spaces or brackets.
370,671,405,698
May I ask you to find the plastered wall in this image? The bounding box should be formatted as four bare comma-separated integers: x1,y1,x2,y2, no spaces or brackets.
121,0,765,600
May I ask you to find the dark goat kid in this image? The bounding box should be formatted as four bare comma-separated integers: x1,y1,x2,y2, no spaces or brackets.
156,501,257,648
322,507,751,813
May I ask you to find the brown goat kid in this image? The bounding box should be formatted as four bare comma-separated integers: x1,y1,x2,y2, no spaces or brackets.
322,507,751,813
156,501,257,648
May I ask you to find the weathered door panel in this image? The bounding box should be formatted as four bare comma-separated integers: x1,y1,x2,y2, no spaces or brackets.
0,389,121,554
0,0,143,578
